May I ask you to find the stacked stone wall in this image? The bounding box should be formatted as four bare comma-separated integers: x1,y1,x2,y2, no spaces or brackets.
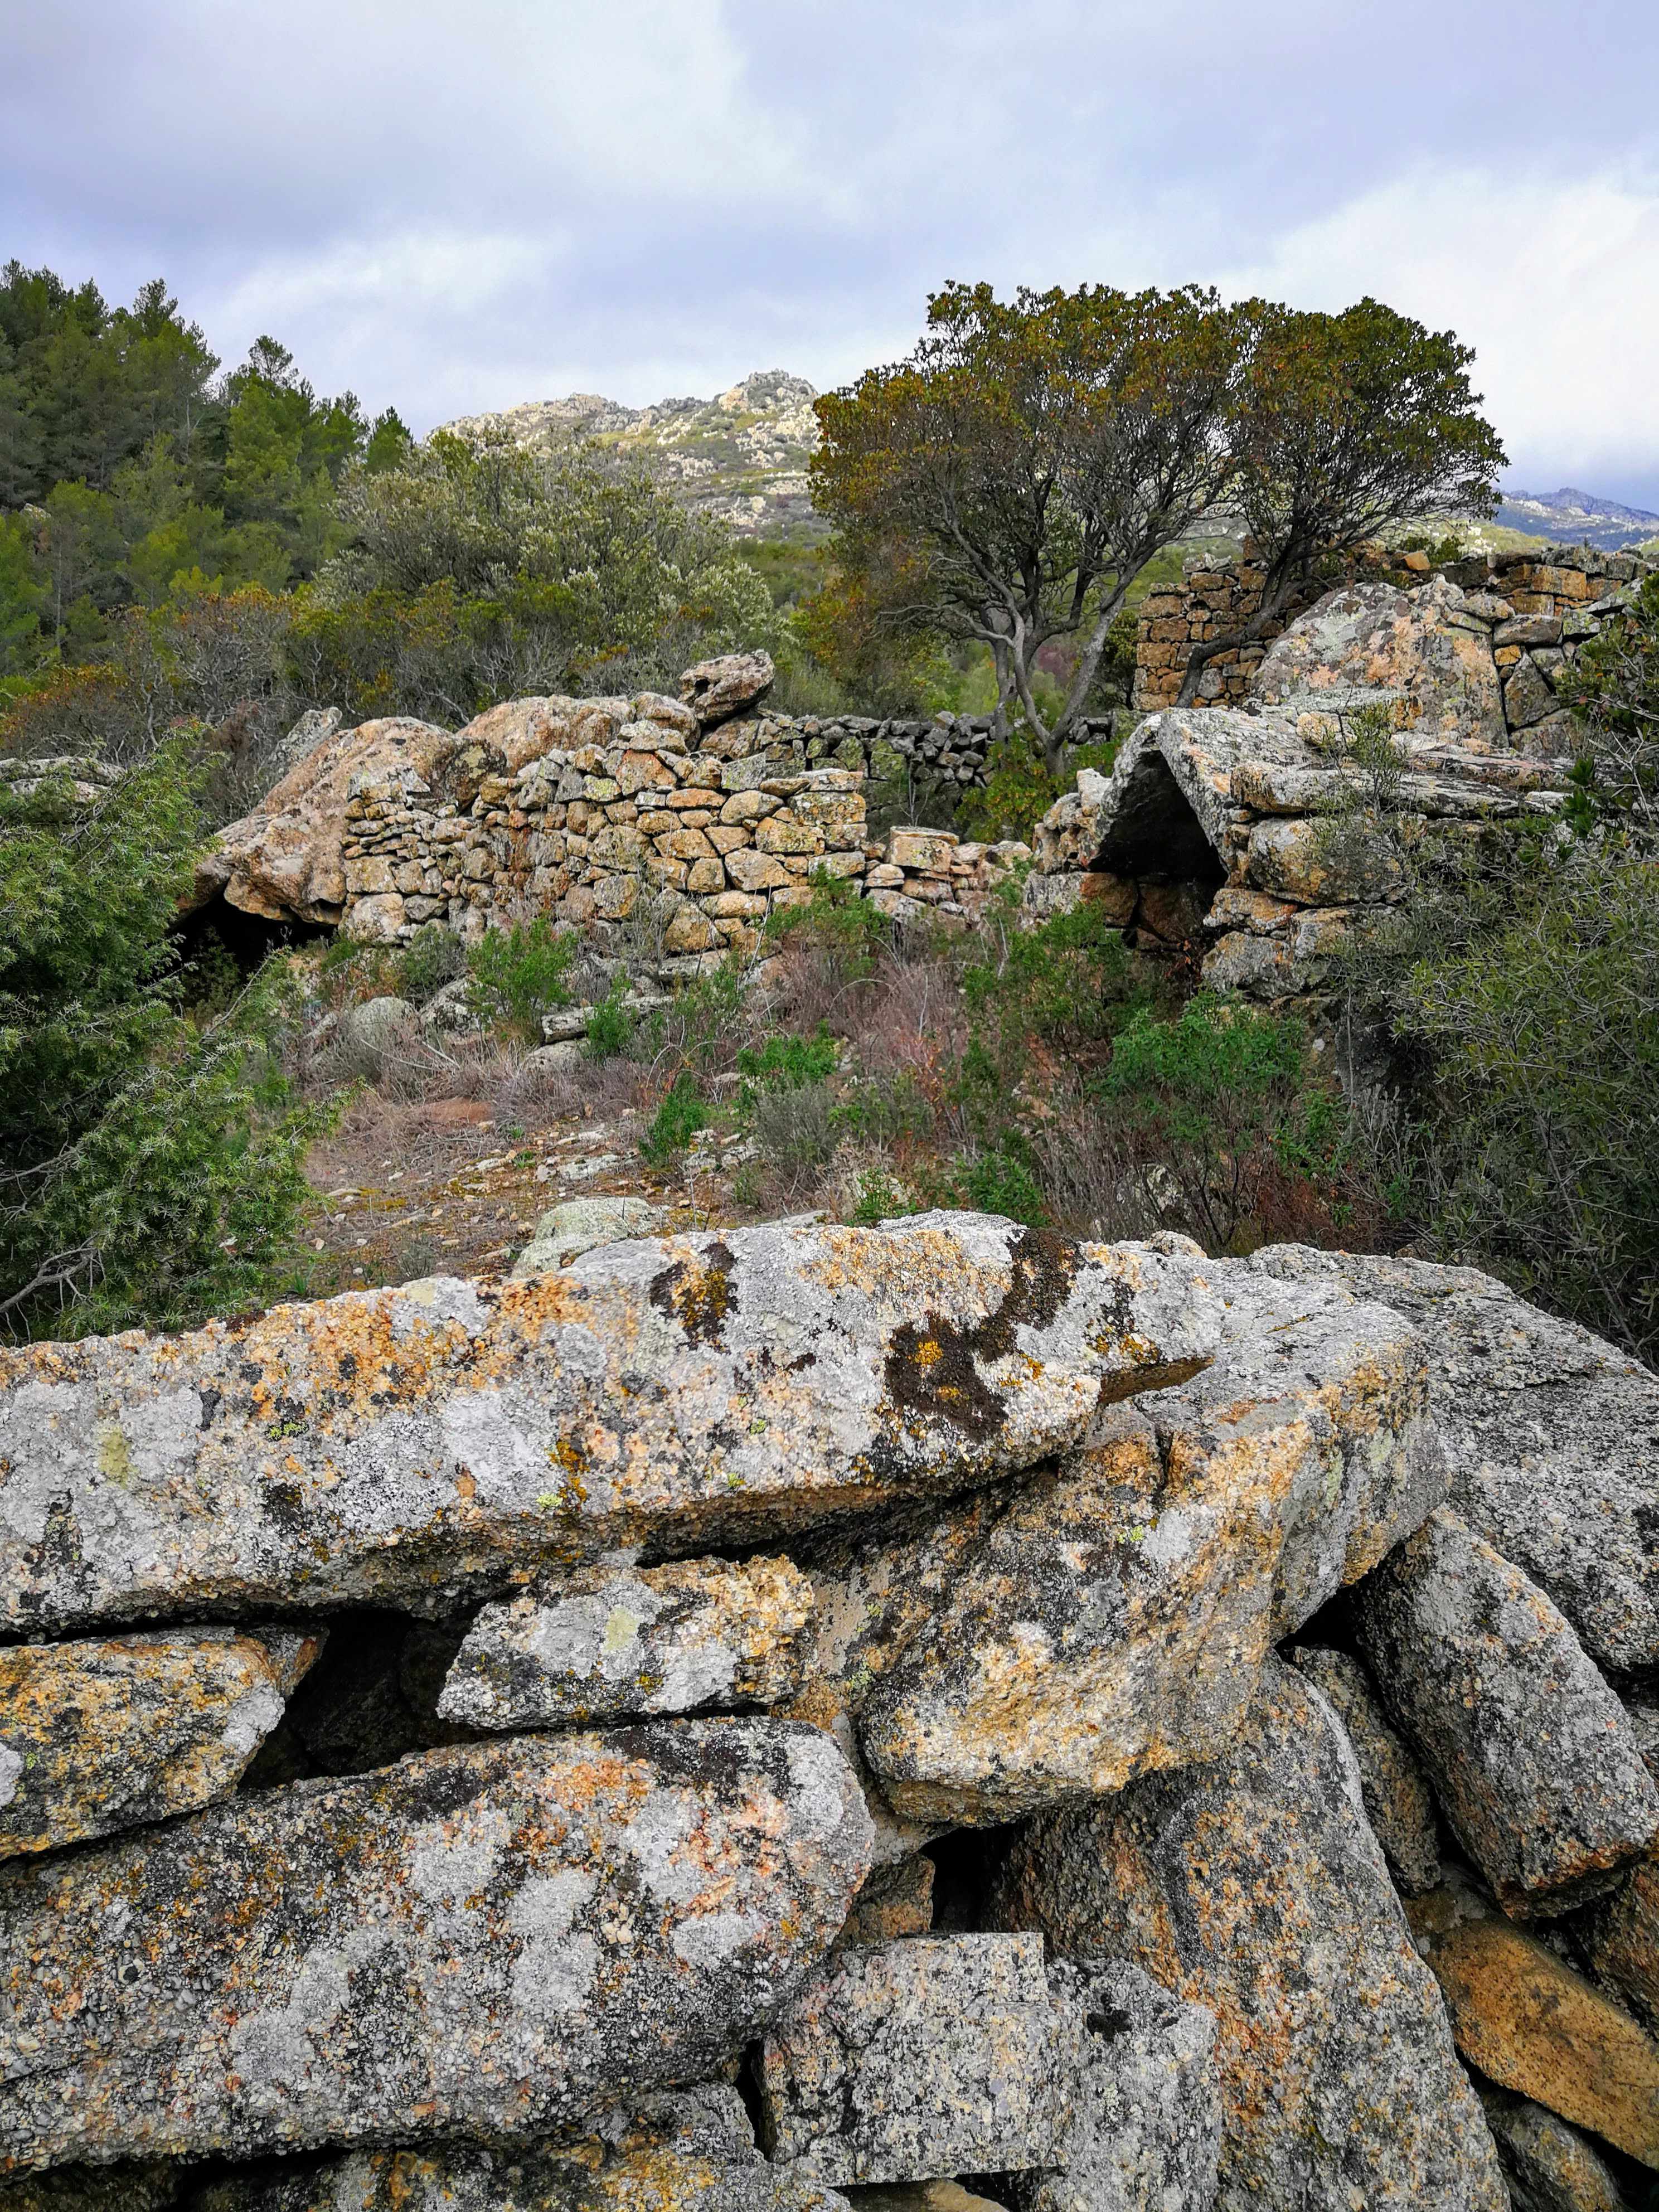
1133,539,1651,717
339,706,1032,964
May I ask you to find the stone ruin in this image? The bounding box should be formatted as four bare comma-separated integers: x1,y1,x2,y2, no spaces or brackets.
2,1209,1658,2210
190,654,1034,972
1026,540,1655,1015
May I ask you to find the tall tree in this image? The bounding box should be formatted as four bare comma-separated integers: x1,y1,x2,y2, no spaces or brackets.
811,281,1245,769
1177,298,1506,702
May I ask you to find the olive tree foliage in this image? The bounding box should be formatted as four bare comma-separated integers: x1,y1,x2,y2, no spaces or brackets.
304,431,777,719
1177,298,1507,702
810,282,1244,771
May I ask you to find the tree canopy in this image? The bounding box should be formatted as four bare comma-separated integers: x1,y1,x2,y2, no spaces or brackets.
810,282,1506,755
1177,297,1507,701
812,280,1243,768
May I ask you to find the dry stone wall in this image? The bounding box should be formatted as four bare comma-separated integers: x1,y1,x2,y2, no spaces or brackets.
337,699,1030,961
3,1214,1658,2209
1133,538,1650,724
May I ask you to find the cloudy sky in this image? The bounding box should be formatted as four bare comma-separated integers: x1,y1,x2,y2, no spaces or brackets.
8,0,1659,500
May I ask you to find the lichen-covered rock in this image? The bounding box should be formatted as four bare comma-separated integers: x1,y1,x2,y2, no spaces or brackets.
0,1719,872,2169
511,1197,664,1278
1248,1245,1659,1673
1408,1869,1659,2169
438,1555,815,1727
1476,2085,1629,2212
992,1657,1508,2212
0,1628,319,1858
1579,1860,1659,2034
837,1854,935,1947
681,652,775,728
0,1215,1222,1634
855,1273,1445,1822
1013,1959,1220,2212
1289,1645,1442,1894
1355,1507,1659,1916
191,2087,852,2211
756,1934,1069,2185
1250,577,1507,744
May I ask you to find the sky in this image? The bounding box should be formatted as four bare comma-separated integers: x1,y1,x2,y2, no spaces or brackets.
6,0,1659,502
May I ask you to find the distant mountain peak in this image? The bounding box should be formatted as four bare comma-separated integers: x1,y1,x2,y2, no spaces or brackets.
1496,485,1659,549
439,371,824,538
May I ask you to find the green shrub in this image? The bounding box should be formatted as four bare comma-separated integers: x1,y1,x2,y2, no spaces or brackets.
1098,995,1353,1253
960,891,1147,1097
640,1074,710,1165
394,922,469,1005
736,1029,839,1102
584,981,636,1061
0,746,331,1339
465,917,578,1041
764,870,893,981
954,727,1118,846
946,1143,1049,1226
754,1083,837,1177
849,1168,923,1225
1563,569,1659,835
1381,848,1659,1357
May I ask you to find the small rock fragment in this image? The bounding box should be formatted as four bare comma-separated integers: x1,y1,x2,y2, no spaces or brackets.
438,1555,816,1726
757,1934,1069,2185
1477,2085,1628,2212
992,1657,1508,2211
1408,1869,1659,2169
1290,1645,1442,1893
511,1196,664,1277
0,1627,319,1857
0,1720,872,2167
1355,1507,1659,1915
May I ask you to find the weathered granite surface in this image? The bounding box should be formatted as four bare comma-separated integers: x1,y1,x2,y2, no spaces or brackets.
1290,1644,1442,1894
757,1935,1069,2185
855,1271,1444,1821
0,1720,871,2169
1355,1507,1659,1915
1251,1246,1659,1672
1579,1859,1659,2035
1014,1959,1221,2212
193,2086,853,2211
0,1214,1220,1632
438,1555,815,1727
1477,2085,1629,2212
1408,1868,1659,2169
992,1656,1508,2212
0,1628,319,1857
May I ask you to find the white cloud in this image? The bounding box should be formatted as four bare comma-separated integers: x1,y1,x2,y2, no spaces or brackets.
1220,163,1659,496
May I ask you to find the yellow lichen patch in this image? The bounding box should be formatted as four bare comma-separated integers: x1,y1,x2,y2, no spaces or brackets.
1410,1881,1659,2167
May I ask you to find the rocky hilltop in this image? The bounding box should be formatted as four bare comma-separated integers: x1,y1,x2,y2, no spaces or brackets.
2,1210,1658,2210
1493,486,1659,550
441,370,823,539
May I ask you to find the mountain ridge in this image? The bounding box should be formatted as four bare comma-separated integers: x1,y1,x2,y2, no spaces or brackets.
443,373,1659,554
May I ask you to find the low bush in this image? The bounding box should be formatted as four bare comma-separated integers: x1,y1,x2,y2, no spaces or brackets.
465,917,578,1042
639,1073,710,1166
0,745,331,1339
